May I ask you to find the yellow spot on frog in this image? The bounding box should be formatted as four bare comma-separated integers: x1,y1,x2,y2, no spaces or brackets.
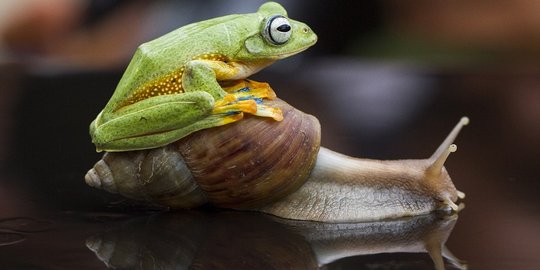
120,53,230,107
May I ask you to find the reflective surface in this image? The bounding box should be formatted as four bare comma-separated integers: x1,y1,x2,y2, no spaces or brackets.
88,211,467,270
0,203,465,269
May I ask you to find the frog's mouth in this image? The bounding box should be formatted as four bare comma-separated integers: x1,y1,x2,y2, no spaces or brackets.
264,40,315,60
272,32,317,59
273,46,312,59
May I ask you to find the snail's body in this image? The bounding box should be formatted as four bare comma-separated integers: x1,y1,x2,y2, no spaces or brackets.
258,149,445,222
86,99,468,222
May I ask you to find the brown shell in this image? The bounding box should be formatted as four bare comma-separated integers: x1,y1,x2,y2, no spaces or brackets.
88,145,208,208
85,98,321,209
174,98,321,209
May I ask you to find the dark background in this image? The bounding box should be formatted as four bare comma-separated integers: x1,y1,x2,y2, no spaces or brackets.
1,0,539,269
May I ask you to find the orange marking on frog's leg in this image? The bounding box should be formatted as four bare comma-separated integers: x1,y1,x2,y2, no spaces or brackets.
213,99,257,115
222,80,276,101
255,104,283,121
217,112,244,126
214,94,237,107
245,80,276,100
192,55,281,121
221,80,250,92
245,80,275,96
217,79,283,121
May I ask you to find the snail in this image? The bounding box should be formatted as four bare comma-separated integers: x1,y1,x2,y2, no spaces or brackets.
85,96,469,222
85,2,468,222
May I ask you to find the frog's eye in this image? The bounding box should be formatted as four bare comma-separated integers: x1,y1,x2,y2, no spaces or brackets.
264,15,292,45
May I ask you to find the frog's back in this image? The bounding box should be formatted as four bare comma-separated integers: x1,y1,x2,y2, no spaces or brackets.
142,14,249,65
104,13,259,112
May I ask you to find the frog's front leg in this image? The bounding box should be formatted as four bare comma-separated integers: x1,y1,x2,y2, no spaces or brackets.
91,92,241,152
222,79,283,121
222,79,277,102
184,60,282,121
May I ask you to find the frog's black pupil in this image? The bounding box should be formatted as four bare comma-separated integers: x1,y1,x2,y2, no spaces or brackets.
277,24,291,32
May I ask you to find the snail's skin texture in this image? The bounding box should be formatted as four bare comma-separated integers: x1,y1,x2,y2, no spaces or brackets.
86,99,468,223
257,148,460,222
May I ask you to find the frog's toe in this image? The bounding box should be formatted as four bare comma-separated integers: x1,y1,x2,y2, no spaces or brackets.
254,104,283,121
223,79,276,100
214,94,237,107
232,80,276,100
213,99,257,115
222,80,250,92
215,80,282,121
219,112,244,125
244,80,276,99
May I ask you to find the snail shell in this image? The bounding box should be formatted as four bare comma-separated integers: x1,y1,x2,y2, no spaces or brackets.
85,98,320,209
86,99,468,222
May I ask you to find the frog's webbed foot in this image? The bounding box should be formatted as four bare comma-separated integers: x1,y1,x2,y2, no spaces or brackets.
222,79,277,100
214,79,283,121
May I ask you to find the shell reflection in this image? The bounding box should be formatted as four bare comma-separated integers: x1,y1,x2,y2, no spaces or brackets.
87,211,466,270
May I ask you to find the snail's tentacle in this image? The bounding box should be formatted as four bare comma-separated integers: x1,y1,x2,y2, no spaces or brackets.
430,116,469,160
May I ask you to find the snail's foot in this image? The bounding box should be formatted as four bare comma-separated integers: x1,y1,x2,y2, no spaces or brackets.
216,79,282,121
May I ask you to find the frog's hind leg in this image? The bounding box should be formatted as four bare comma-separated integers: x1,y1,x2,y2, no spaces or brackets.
100,112,244,152
91,92,217,152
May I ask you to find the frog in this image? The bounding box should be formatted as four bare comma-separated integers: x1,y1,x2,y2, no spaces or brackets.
89,2,317,152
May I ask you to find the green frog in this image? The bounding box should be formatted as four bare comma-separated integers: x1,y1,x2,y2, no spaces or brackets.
89,2,317,152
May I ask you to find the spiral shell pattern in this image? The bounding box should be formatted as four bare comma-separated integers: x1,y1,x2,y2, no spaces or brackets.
85,99,321,209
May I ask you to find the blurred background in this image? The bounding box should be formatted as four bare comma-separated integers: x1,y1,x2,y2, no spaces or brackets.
0,0,539,269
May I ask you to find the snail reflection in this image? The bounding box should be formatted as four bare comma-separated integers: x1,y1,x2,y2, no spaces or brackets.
87,211,466,270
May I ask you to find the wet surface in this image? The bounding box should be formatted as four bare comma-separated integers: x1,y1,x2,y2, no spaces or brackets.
0,203,464,269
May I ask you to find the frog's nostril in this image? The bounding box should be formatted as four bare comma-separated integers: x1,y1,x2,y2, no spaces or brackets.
303,27,309,34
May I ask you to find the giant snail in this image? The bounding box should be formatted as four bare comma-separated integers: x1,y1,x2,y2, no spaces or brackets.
85,96,468,222
84,2,468,223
